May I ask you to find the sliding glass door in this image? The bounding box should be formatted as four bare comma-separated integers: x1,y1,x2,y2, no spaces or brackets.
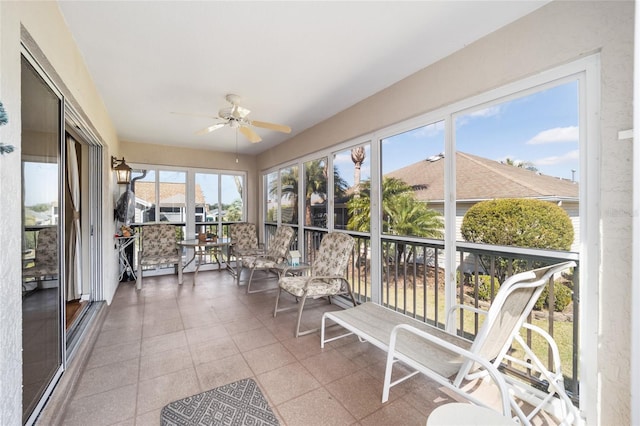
21,55,64,424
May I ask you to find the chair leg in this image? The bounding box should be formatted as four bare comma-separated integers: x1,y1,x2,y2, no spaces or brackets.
294,293,308,338
236,258,243,286
246,268,256,294
136,262,142,290
274,287,282,317
177,261,183,285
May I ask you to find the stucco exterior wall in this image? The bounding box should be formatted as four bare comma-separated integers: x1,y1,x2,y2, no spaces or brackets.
1,2,119,423
257,2,634,424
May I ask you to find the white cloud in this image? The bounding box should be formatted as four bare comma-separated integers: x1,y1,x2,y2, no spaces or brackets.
455,106,501,127
535,149,579,166
469,106,501,118
526,126,578,145
411,121,445,138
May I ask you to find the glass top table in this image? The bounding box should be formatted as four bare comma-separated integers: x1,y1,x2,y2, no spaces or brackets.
178,238,230,285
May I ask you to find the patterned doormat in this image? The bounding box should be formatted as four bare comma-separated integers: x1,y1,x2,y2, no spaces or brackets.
160,378,280,426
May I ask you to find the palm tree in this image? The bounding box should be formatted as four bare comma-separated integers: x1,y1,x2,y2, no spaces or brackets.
279,167,299,224
347,177,443,263
304,159,328,226
347,177,443,237
351,146,366,197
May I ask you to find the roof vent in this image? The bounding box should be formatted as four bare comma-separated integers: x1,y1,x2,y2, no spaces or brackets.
426,153,444,162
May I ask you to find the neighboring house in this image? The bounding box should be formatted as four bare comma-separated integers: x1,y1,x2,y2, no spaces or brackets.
132,182,206,223
386,152,580,252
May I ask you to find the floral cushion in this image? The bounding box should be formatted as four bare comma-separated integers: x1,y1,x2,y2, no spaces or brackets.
242,257,280,270
312,233,354,277
139,224,180,265
230,223,260,252
278,232,354,298
241,226,294,268
279,276,344,298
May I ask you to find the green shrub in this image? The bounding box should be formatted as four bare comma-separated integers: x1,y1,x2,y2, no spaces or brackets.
535,282,573,312
466,275,500,301
461,199,574,282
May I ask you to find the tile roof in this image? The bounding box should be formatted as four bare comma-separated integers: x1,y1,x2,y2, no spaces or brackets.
386,152,578,202
133,181,206,205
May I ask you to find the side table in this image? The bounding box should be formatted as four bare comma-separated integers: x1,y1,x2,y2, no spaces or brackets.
115,234,138,282
273,262,311,278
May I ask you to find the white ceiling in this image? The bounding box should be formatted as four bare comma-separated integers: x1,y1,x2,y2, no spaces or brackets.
57,1,547,155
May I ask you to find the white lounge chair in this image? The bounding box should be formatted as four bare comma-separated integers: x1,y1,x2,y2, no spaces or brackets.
321,261,580,425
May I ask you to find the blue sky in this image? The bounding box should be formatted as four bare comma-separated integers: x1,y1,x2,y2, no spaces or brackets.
26,81,578,206
334,80,579,185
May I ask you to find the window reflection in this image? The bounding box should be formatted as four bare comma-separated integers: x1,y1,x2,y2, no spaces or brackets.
280,166,298,224
304,158,328,228
333,144,369,230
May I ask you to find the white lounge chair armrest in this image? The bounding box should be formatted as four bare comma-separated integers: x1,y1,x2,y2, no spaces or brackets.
388,323,512,419
446,304,489,325
519,322,563,373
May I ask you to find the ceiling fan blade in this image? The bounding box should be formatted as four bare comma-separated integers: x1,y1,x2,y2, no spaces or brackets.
251,120,292,134
239,126,262,143
195,123,226,135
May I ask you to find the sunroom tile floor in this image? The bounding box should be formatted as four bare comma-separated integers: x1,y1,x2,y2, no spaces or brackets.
59,270,520,426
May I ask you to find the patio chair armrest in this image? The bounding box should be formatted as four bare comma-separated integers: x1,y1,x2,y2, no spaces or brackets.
516,322,563,373
446,304,488,325
388,323,513,419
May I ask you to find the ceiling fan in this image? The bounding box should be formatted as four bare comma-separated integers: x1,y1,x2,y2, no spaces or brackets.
177,94,291,143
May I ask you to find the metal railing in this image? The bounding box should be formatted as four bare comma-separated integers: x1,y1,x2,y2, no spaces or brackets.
265,224,580,402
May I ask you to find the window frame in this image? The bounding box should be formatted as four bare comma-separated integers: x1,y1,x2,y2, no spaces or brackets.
261,55,600,417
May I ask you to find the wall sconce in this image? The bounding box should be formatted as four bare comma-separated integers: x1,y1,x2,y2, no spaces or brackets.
111,156,132,185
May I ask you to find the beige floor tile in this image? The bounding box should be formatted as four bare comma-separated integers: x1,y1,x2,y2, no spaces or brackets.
243,342,297,375
142,316,185,339
195,353,253,390
85,340,141,370
280,333,327,361
101,305,145,331
139,345,193,381
190,335,239,365
277,387,356,426
334,339,387,368
73,359,139,399
136,367,201,414
135,408,162,425
231,326,278,352
224,316,265,334
185,322,229,345
300,348,361,385
181,310,221,329
93,324,142,349
140,330,188,356
63,383,137,426
214,304,256,322
64,273,548,426
325,369,394,420
360,398,427,426
390,372,458,417
257,362,321,405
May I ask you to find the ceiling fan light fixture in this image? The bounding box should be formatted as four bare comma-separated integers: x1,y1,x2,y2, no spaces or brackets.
186,93,291,143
